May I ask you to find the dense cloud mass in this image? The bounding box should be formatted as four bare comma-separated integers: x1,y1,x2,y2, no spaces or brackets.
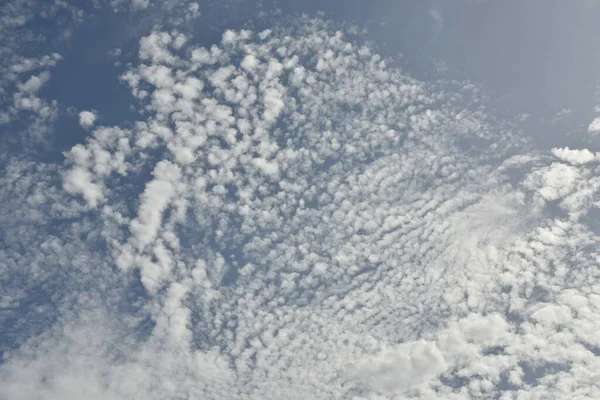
3,3,600,400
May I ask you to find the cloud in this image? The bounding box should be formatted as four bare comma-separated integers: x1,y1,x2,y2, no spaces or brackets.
62,166,105,207
78,110,97,129
524,162,582,202
353,340,448,392
429,4,444,36
0,0,86,149
428,0,447,40
588,116,600,133
4,11,600,400
131,0,149,10
551,108,573,124
551,147,598,165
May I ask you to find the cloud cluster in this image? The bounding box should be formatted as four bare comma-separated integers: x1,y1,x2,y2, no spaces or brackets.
0,0,88,151
3,12,600,400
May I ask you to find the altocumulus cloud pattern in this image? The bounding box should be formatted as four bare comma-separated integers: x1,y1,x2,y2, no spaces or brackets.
3,1,600,399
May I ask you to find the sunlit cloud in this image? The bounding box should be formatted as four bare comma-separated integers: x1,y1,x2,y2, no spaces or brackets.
2,2,600,400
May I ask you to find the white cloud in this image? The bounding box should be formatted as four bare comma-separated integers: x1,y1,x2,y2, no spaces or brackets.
551,147,597,165
551,108,572,124
78,110,97,129
354,340,448,392
129,160,181,250
188,2,200,17
131,0,149,10
62,166,104,208
524,162,582,202
6,15,600,400
588,116,600,133
139,31,176,65
18,71,51,93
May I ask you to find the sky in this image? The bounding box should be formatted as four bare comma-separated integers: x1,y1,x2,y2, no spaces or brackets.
3,1,600,399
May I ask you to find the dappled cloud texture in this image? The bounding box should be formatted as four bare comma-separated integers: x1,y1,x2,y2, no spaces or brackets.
3,16,600,400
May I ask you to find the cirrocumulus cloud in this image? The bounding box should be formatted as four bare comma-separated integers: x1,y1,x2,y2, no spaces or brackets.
3,12,600,400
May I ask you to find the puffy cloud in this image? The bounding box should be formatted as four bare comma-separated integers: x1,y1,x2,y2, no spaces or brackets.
138,31,177,65
62,166,105,207
552,147,597,165
129,161,181,248
353,340,448,392
5,13,600,400
17,71,51,93
588,117,600,133
524,162,582,202
78,110,97,129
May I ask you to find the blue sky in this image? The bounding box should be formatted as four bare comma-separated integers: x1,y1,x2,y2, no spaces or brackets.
3,1,600,399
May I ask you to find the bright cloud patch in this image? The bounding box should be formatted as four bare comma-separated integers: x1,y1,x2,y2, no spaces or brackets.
588,116,600,134
552,146,598,165
78,110,97,129
3,15,600,400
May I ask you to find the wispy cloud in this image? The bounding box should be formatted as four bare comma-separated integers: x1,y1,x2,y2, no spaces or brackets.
429,2,444,38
